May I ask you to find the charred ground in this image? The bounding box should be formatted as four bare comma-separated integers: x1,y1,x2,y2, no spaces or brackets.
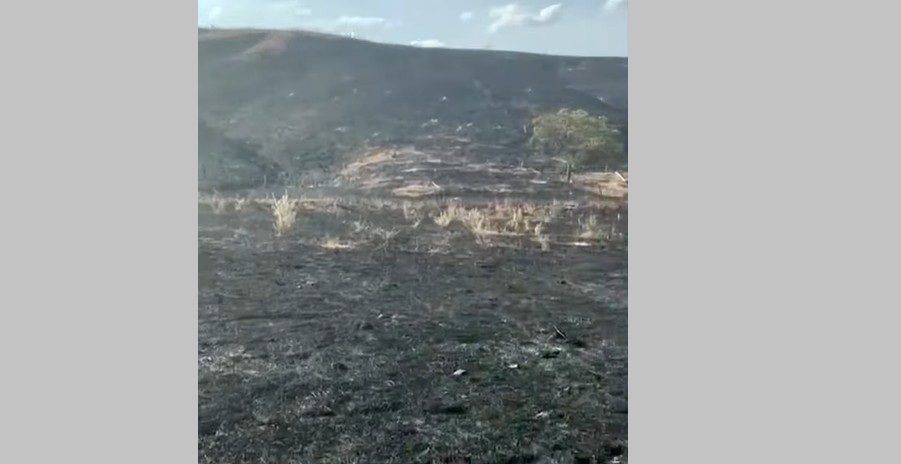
199,28,626,191
199,29,628,464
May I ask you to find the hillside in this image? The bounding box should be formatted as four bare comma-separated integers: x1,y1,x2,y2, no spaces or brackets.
198,28,630,463
198,28,628,192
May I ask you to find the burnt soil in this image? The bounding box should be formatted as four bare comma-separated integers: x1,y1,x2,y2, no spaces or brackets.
199,29,627,464
199,196,626,464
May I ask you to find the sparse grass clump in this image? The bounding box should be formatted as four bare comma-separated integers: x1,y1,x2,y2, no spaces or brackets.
434,204,493,236
272,192,297,237
435,201,562,247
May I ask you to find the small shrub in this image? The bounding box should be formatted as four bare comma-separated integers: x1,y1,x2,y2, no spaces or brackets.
530,108,625,180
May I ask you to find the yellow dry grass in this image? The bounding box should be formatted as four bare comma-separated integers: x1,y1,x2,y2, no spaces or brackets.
198,193,621,250
434,201,553,242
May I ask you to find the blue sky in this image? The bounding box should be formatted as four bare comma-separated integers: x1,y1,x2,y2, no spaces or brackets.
198,0,628,57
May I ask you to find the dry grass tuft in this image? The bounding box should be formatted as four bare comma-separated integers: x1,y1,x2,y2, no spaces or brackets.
434,204,463,227
272,192,298,237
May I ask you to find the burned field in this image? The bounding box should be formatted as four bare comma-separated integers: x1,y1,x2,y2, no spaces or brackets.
199,192,627,463
199,29,627,464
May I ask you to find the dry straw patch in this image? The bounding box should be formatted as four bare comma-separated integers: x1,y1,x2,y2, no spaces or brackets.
392,182,442,198
574,171,628,199
319,236,355,250
341,150,398,179
341,148,425,180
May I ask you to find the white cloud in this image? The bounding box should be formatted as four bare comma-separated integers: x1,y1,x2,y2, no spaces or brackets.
410,39,446,48
488,3,563,33
460,11,474,22
536,4,563,21
604,0,627,12
337,16,387,28
208,6,223,24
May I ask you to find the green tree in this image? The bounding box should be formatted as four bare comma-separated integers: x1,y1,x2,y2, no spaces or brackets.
529,109,624,182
